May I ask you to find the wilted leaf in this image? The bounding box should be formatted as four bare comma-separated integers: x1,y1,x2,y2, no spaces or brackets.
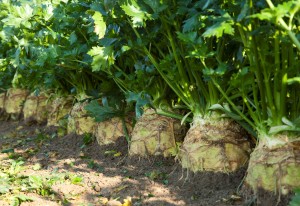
113,152,122,157
122,197,132,206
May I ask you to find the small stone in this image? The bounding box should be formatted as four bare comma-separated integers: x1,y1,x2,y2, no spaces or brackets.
93,184,101,192
79,151,85,157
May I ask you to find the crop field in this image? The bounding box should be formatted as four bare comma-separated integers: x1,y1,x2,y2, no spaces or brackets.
1,0,300,205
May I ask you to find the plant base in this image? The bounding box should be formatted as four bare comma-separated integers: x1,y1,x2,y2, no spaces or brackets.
94,117,132,145
178,118,251,172
23,93,49,124
129,109,186,157
47,96,73,126
245,136,300,195
4,88,29,120
67,102,96,135
0,92,7,120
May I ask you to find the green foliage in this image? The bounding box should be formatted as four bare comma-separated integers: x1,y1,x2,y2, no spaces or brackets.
92,11,106,39
0,0,105,98
82,133,94,146
0,158,88,205
210,0,300,137
290,188,300,206
109,0,239,120
1,0,300,140
10,195,33,206
88,0,178,116
85,99,124,122
126,91,151,118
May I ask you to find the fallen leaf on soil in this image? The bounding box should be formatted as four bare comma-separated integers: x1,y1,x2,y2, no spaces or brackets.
230,194,242,200
17,126,23,131
99,197,109,204
113,152,122,157
122,197,132,206
33,163,42,170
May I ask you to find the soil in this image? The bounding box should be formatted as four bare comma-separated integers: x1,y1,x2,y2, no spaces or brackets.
0,120,293,206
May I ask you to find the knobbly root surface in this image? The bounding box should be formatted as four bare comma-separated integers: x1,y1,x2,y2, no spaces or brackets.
245,138,300,197
4,88,29,120
67,102,96,135
0,92,6,111
178,119,252,172
94,117,132,145
0,92,6,120
47,96,73,126
23,93,49,124
129,109,186,158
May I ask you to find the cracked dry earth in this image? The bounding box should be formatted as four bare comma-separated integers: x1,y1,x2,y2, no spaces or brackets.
0,120,248,206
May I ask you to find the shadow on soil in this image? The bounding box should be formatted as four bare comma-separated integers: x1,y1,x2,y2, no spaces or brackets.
0,120,293,206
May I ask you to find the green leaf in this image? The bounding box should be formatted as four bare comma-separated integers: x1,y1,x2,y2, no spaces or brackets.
87,46,114,72
203,20,234,38
143,0,168,14
250,8,274,21
15,195,33,202
177,31,197,43
85,100,120,122
69,32,77,45
126,91,151,118
70,175,83,185
209,104,242,120
1,148,14,153
282,117,294,127
250,1,297,22
11,196,20,206
237,1,249,21
121,1,152,27
289,189,300,206
29,176,43,189
33,163,42,171
182,14,201,33
269,125,293,135
92,11,106,39
287,77,300,85
0,185,10,194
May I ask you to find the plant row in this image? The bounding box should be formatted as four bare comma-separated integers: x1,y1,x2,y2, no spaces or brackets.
1,0,300,199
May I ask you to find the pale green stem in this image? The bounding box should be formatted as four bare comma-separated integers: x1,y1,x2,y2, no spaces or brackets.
265,0,300,51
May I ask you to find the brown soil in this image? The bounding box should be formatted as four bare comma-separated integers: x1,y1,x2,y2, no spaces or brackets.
0,120,293,206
